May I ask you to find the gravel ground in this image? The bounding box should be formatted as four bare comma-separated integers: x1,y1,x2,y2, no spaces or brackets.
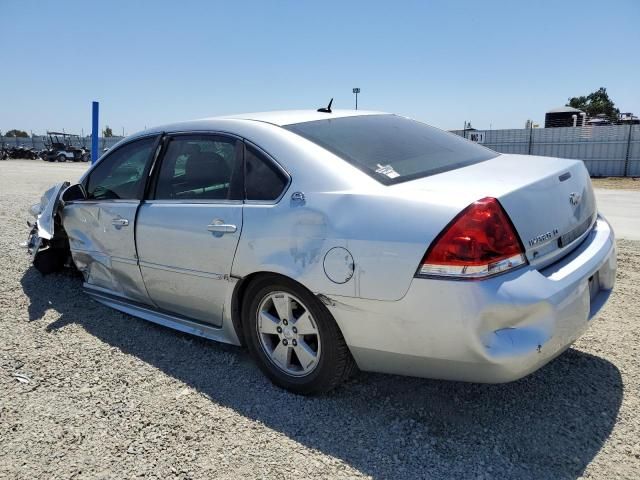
1,159,639,479
591,177,640,191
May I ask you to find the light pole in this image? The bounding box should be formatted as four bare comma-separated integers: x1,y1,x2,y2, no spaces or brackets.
352,88,360,110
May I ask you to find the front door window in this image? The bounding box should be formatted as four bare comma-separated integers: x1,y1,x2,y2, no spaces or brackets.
86,137,156,200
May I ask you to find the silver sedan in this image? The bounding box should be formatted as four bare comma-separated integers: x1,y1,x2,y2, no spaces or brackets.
27,110,616,394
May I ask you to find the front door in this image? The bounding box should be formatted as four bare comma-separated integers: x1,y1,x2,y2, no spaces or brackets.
136,134,243,326
62,136,158,304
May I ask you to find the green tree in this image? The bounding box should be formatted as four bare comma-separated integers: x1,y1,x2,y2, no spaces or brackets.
103,126,114,137
4,129,29,137
567,87,620,119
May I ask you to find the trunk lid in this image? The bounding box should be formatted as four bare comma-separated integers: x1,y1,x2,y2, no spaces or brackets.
391,154,597,268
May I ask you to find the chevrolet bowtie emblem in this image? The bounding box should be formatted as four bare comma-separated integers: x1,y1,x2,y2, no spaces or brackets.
569,192,582,206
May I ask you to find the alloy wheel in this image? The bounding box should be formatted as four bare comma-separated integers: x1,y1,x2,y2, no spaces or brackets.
256,291,322,377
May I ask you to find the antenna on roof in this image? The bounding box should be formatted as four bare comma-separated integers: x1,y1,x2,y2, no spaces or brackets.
317,98,333,113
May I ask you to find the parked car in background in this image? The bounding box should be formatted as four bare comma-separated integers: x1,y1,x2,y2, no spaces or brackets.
25,110,616,394
4,145,40,159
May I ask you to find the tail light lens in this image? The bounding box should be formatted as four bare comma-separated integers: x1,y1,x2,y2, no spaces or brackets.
417,197,527,279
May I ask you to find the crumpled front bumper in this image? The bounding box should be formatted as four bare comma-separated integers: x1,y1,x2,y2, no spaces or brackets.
326,215,616,383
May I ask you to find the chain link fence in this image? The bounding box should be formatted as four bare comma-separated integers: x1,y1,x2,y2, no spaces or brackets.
452,124,640,177
0,135,124,152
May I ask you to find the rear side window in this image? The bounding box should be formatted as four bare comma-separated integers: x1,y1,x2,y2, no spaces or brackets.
86,137,156,200
284,115,498,185
244,145,288,201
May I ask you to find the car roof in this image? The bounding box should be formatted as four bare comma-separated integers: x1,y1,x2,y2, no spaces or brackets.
213,109,387,126
88,110,392,189
125,110,390,143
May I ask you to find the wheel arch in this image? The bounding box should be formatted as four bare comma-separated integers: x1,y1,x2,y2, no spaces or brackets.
229,270,326,347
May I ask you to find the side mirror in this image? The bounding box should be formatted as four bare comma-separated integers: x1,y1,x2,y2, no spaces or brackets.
61,183,86,203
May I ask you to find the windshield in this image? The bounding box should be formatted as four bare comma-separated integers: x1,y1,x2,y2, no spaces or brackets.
284,114,498,185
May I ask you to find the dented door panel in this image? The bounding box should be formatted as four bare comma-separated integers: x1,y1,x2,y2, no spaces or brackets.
62,201,151,304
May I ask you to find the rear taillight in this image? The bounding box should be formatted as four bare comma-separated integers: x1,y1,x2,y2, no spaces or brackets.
417,197,527,279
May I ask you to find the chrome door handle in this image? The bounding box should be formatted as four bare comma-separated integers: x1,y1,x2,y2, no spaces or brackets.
112,218,129,227
207,221,237,234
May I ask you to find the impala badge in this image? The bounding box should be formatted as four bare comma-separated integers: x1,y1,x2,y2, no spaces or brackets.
569,192,582,206
528,229,560,247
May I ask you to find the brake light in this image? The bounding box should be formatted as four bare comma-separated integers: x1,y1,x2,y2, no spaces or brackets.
417,197,527,279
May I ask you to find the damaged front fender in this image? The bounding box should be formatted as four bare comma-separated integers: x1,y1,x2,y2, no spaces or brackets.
35,182,70,240
25,182,73,275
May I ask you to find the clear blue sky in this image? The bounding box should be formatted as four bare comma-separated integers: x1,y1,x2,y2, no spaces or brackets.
1,0,638,135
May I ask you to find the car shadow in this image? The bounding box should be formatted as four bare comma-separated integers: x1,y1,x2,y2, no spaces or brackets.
21,267,623,479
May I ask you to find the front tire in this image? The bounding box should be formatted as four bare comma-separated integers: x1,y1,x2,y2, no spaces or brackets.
242,275,356,395
33,247,66,274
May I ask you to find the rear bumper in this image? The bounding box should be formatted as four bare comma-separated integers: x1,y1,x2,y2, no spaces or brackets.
327,215,616,382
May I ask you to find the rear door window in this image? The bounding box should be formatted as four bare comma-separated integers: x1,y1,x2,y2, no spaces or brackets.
153,135,241,200
284,114,498,184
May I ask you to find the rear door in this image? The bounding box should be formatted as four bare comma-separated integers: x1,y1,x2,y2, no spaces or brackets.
62,135,159,303
135,134,243,326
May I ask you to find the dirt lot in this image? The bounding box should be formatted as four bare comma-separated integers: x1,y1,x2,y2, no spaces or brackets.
591,177,640,191
1,159,639,479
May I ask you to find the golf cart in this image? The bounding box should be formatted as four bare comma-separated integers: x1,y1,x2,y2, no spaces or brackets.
42,132,90,162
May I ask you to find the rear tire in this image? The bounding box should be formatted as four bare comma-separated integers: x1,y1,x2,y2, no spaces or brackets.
242,275,356,395
57,154,66,162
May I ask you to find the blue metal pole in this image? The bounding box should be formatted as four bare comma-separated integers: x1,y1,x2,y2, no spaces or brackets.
91,101,99,164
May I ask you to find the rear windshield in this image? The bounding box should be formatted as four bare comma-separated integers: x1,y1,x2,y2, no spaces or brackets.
284,114,498,185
